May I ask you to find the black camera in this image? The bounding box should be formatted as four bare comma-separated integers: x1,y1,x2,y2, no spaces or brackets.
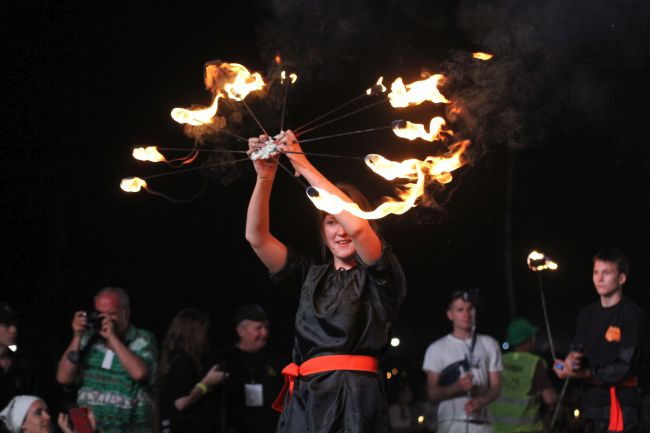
85,311,103,331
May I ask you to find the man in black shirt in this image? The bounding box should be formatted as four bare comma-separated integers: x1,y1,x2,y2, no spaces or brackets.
217,305,285,433
553,249,648,433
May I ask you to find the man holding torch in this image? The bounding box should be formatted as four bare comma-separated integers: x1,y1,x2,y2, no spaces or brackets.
553,249,647,433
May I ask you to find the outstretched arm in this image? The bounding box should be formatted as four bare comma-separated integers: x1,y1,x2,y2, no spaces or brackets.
278,130,382,265
245,135,288,273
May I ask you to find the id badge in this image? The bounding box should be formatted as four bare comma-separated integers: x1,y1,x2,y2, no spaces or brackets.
244,383,263,407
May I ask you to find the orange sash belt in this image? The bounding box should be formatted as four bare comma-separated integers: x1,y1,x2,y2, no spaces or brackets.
271,354,378,412
608,376,638,432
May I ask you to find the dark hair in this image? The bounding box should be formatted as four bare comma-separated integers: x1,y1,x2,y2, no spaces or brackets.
158,309,210,380
447,289,479,310
315,182,379,262
593,249,629,277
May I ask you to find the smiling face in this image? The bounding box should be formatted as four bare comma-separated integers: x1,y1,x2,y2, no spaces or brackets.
322,214,357,269
237,320,269,353
592,259,626,299
21,400,51,433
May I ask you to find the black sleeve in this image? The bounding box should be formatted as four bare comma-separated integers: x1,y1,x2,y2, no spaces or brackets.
269,247,312,290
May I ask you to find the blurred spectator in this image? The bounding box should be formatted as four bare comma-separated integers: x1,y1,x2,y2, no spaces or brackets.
0,395,96,433
423,290,502,433
157,309,225,433
56,287,158,433
388,382,420,433
0,303,44,409
491,318,556,433
216,305,285,433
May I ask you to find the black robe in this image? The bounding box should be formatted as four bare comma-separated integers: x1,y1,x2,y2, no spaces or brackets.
271,241,406,433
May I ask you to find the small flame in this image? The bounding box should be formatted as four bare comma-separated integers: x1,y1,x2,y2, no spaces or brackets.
275,54,282,64
473,52,494,61
366,77,386,95
392,117,448,142
527,250,559,271
171,96,220,126
281,70,298,84
388,74,449,108
120,177,147,193
307,140,470,219
132,146,166,162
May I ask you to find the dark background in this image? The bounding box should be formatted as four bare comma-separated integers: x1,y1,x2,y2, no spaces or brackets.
1,0,648,401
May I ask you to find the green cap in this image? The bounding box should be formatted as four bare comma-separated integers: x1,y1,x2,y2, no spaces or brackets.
506,318,538,346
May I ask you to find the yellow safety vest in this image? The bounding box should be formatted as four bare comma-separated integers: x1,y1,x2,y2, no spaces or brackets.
491,352,544,433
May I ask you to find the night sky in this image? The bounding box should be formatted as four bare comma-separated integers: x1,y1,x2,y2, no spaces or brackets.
2,0,648,396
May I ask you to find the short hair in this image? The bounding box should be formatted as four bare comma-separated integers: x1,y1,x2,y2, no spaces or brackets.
447,290,474,310
94,287,130,310
593,249,629,277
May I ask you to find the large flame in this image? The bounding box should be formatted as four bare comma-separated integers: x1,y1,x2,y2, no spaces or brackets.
132,146,166,162
204,62,265,101
307,140,470,219
392,117,448,142
171,96,220,126
120,177,147,193
388,74,449,107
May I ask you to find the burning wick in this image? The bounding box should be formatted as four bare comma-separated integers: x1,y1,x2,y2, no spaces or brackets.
472,52,494,61
120,177,148,193
527,250,558,271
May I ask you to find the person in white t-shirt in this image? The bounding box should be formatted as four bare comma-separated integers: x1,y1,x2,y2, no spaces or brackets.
422,291,502,433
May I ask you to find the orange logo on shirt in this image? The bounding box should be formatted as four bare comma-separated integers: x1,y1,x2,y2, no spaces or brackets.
605,326,621,342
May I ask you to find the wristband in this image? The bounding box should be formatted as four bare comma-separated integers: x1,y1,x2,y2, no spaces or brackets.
195,382,208,395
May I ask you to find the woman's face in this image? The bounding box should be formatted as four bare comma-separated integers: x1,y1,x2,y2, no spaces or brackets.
21,400,51,433
322,214,356,267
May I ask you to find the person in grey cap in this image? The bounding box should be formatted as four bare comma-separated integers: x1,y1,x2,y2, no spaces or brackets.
215,305,285,433
0,303,44,410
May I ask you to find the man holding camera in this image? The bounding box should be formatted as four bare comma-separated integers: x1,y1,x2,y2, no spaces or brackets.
553,249,647,433
56,287,158,433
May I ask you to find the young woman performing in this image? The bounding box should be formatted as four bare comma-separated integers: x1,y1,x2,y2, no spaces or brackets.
245,130,406,433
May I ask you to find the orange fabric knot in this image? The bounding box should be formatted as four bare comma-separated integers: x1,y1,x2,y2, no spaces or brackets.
271,355,378,412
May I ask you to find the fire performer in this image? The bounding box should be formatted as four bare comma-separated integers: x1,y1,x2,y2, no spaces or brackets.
553,249,648,433
244,130,406,433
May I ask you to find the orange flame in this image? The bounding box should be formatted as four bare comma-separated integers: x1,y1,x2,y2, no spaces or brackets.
472,52,494,61
120,177,147,193
281,70,298,84
392,117,448,142
204,62,265,101
171,96,220,125
527,250,558,271
275,54,282,64
388,74,449,107
132,146,166,162
307,140,470,219
366,77,387,95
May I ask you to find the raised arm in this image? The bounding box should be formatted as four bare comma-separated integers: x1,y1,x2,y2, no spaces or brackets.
278,130,382,265
245,134,288,273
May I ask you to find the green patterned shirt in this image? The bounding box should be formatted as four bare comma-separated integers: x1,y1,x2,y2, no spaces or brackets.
77,325,158,433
